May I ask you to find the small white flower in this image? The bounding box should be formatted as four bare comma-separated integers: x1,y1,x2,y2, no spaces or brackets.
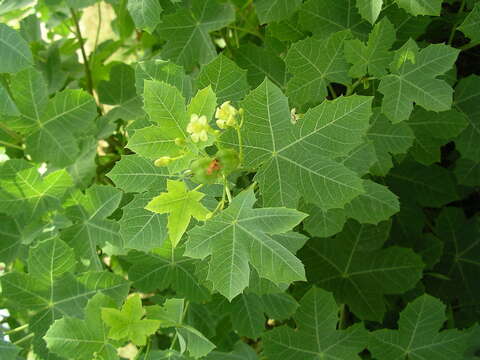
215,101,238,128
187,114,210,143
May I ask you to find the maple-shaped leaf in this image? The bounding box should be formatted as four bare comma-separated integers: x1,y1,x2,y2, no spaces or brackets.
146,180,210,248
125,244,211,303
254,0,302,24
367,109,414,176
300,221,424,321
108,154,171,193
408,108,468,165
185,188,307,300
221,78,371,209
9,68,98,166
156,0,235,71
102,294,160,346
454,74,480,162
379,41,459,123
1,237,129,348
370,294,470,359
0,159,73,221
61,185,123,270
285,30,352,107
263,287,368,359
345,18,396,78
299,0,371,40
147,298,215,358
44,293,118,360
135,59,192,100
119,192,168,252
197,54,249,103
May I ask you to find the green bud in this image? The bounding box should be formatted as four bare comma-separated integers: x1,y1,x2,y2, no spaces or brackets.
154,156,172,167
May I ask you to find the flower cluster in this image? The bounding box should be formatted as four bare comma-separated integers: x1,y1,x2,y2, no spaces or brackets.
215,101,238,129
187,114,210,143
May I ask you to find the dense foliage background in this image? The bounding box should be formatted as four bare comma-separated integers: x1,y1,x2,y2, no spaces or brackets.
0,0,479,359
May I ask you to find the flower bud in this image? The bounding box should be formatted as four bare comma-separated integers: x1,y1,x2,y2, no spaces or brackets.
154,156,172,167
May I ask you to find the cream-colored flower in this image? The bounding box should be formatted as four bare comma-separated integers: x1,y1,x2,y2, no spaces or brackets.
215,101,238,128
187,114,209,143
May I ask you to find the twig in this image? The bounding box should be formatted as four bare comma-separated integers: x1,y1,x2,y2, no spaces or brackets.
70,8,94,95
0,140,23,150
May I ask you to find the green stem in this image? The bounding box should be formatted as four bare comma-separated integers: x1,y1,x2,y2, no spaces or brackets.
328,83,337,99
448,0,466,45
224,177,233,203
3,324,28,335
169,301,190,350
0,122,22,141
0,140,23,150
70,8,94,95
192,184,204,192
460,41,480,51
228,25,263,40
13,333,34,345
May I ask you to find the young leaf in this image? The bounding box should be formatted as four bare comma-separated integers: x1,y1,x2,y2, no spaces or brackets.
185,188,307,300
356,0,383,24
379,42,459,123
370,294,470,359
127,0,163,33
345,18,396,78
44,293,118,360
102,294,161,346
156,0,235,71
146,180,210,247
285,30,352,107
0,24,33,73
222,79,371,208
300,221,424,321
263,287,368,359
395,0,442,16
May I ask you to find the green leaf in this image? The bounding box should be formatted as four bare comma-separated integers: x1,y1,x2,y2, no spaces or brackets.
379,41,459,123
370,294,470,359
98,63,137,105
156,0,235,71
102,294,160,346
454,74,480,162
0,340,20,359
302,204,346,238
344,179,400,225
126,247,211,302
0,214,22,263
197,54,249,104
61,185,123,269
135,59,192,100
44,293,118,360
146,180,210,247
454,158,480,186
263,287,368,359
206,342,259,360
187,86,217,122
356,0,383,24
408,108,468,165
222,79,371,208
119,192,168,251
108,154,170,192
185,188,307,300
387,160,459,208
395,0,442,16
28,237,76,280
127,0,163,33
0,83,19,116
458,2,480,43
235,43,287,89
147,299,216,358
345,18,396,78
285,30,352,107
0,24,33,73
367,109,414,176
254,0,302,24
0,160,73,220
299,0,371,40
300,221,424,320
